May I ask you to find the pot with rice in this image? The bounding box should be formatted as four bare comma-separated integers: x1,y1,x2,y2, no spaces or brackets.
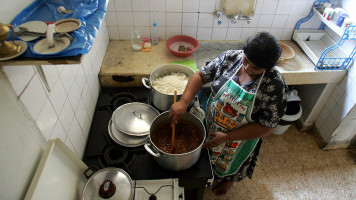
142,64,194,111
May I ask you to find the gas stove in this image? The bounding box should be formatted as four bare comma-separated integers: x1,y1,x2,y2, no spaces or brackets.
82,87,213,200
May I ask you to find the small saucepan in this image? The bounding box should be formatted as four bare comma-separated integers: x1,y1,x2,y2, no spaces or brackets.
81,166,133,200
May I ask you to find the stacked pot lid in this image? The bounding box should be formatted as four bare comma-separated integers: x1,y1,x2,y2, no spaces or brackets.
108,102,160,147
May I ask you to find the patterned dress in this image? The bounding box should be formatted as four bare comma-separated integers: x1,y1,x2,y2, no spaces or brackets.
200,50,288,182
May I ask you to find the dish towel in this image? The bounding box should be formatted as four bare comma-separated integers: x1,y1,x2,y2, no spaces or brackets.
170,60,198,72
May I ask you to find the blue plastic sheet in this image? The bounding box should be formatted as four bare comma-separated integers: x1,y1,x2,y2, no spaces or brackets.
11,0,107,58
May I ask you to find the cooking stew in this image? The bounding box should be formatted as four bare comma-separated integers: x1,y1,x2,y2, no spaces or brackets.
151,120,204,154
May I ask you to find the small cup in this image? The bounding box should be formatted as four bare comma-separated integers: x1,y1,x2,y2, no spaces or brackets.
323,7,334,21
336,13,349,27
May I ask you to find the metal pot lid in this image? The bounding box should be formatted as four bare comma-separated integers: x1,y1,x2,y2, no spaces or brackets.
108,118,149,147
112,103,160,136
82,168,133,200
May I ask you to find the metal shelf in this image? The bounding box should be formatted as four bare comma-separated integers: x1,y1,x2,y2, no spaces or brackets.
291,0,356,71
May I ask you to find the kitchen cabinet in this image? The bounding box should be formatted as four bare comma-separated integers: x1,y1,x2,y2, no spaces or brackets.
292,0,356,70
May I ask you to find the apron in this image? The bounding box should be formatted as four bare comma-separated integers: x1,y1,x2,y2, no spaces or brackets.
205,64,265,177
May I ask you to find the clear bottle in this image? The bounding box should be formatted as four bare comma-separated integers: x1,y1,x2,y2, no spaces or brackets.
130,30,142,51
152,21,159,45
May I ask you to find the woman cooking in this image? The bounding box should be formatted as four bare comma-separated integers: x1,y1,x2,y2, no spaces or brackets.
169,32,288,195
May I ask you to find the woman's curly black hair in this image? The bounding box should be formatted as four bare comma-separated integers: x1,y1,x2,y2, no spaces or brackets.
243,32,281,69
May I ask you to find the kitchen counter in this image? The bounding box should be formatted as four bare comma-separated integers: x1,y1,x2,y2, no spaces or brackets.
99,40,348,131
99,40,347,87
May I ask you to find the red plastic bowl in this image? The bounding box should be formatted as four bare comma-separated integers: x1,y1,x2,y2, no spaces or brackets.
166,35,199,57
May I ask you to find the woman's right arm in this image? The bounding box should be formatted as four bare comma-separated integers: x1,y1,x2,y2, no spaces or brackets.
169,70,207,125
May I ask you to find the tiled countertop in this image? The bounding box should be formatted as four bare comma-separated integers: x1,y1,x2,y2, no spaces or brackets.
99,40,347,87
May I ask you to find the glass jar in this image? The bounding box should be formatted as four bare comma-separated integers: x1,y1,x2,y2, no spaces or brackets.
130,31,142,51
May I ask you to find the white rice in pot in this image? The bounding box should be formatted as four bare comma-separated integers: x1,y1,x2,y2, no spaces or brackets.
152,72,189,95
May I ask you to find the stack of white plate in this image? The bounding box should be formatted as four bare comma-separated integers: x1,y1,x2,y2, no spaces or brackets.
108,102,160,147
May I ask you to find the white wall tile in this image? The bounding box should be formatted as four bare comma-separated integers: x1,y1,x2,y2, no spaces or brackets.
48,78,67,116
59,66,75,95
3,65,35,96
226,28,242,40
36,99,57,140
119,27,135,40
272,15,288,28
150,12,166,26
40,65,59,90
291,0,309,15
198,13,214,27
150,0,165,12
213,15,229,28
182,27,197,38
105,12,118,26
166,0,182,12
253,0,263,14
183,13,198,27
19,74,47,120
107,0,115,11
167,13,182,27
256,27,270,33
276,0,293,15
64,137,76,155
75,65,87,93
108,26,120,40
133,12,150,26
115,0,132,11
59,98,74,134
75,98,90,134
67,117,86,158
51,120,67,142
82,83,94,115
117,12,134,26
183,0,199,12
166,27,181,39
285,14,303,29
269,28,283,40
281,28,293,40
228,20,244,28
212,27,227,40
199,0,216,13
135,26,151,38
243,15,260,27
132,0,149,11
258,15,274,28
241,28,257,40
261,0,278,15
197,27,212,40
68,80,81,110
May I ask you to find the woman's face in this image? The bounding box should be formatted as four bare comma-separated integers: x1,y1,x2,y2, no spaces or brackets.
242,54,266,76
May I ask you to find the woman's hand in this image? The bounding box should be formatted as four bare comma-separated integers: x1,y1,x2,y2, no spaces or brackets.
169,100,189,126
203,132,228,148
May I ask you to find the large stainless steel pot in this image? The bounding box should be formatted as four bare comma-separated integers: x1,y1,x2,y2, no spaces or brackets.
144,111,206,171
142,64,194,111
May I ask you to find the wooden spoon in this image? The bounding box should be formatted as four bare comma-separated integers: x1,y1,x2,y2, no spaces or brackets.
171,91,177,153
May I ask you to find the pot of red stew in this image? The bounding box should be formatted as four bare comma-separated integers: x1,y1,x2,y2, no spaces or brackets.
144,111,206,171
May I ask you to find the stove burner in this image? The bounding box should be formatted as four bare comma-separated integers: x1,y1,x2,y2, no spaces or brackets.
103,145,128,165
110,93,136,110
89,144,136,170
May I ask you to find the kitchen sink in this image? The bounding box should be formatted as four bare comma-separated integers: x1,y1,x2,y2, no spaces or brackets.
193,41,244,68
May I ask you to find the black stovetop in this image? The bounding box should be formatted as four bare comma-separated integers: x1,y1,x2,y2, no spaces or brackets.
82,87,213,182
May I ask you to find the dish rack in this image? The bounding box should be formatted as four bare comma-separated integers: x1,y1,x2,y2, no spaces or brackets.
291,0,356,70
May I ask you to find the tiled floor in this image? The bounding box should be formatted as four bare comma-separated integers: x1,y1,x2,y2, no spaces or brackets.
203,125,356,200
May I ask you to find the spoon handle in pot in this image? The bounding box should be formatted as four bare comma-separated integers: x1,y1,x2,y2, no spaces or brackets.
171,91,177,152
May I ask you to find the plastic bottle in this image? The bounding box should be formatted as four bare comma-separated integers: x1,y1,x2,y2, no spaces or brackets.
152,21,159,45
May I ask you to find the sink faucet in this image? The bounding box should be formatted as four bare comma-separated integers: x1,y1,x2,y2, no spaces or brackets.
228,11,252,24
215,11,223,25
